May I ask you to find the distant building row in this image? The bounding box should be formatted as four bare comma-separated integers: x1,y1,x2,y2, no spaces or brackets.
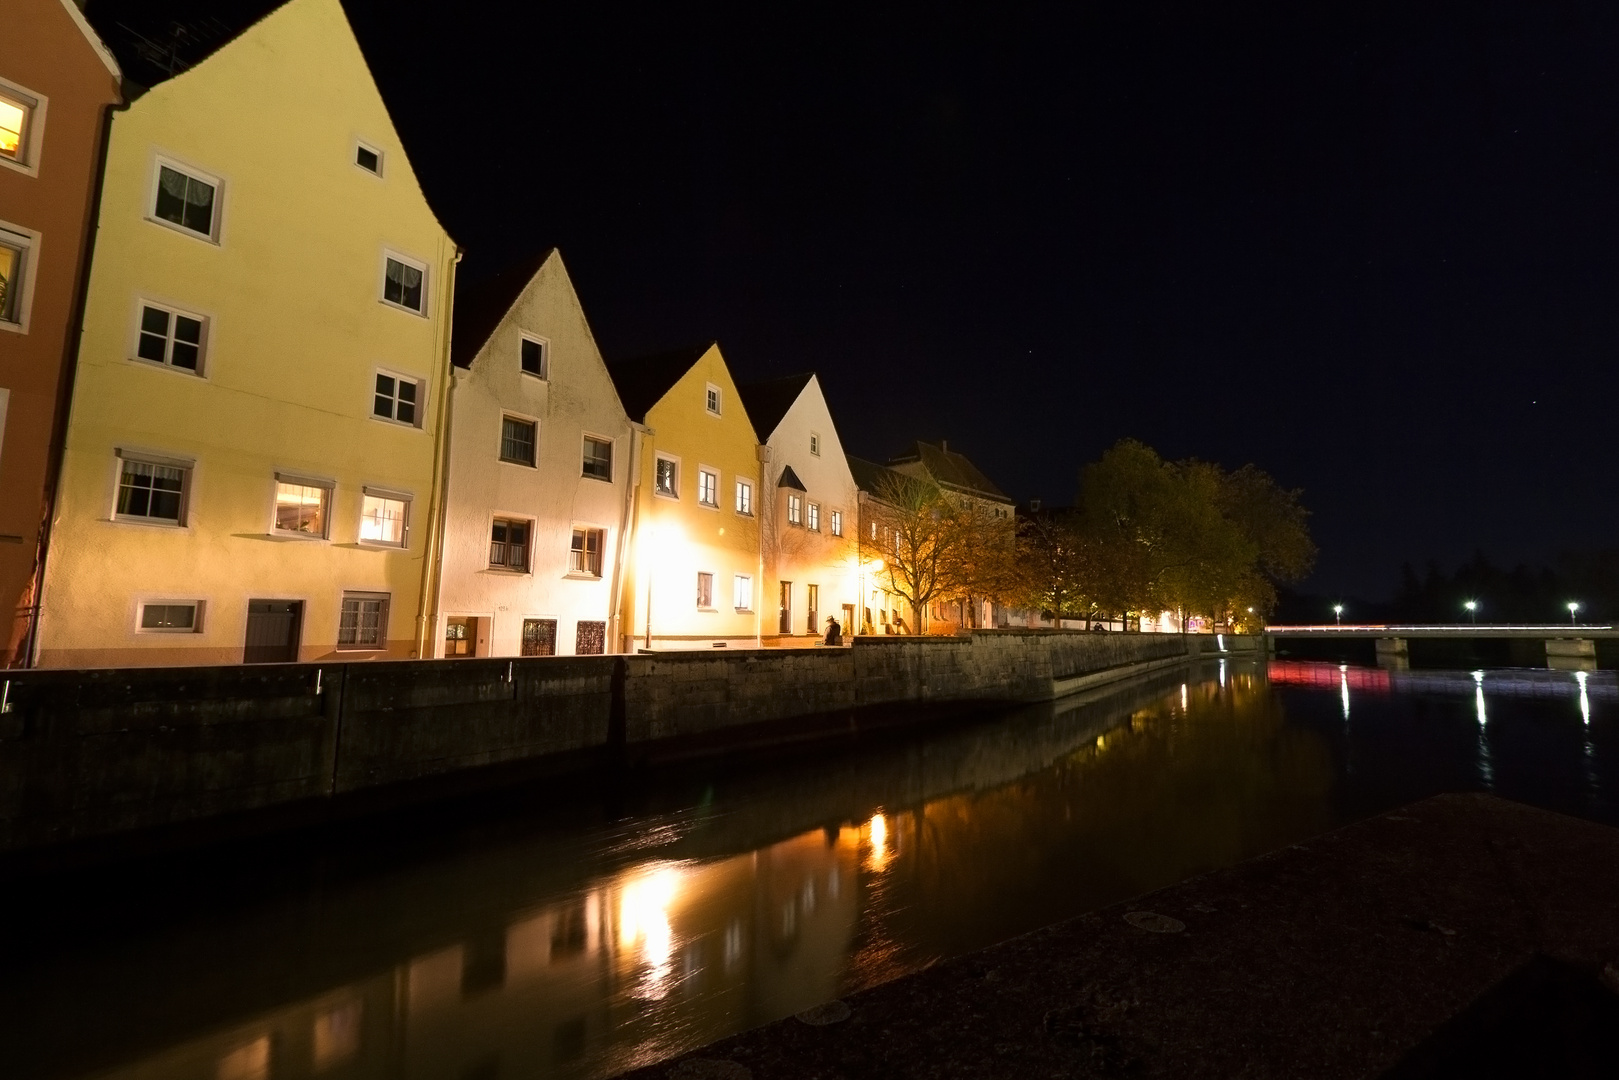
0,0,1013,667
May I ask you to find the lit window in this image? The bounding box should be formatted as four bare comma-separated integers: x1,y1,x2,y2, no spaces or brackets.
338,592,389,649
0,88,33,164
734,574,753,612
810,433,821,456
655,456,678,497
135,302,206,372
698,467,719,507
139,602,199,632
697,571,714,609
500,416,537,466
359,491,408,545
787,493,802,525
153,162,218,239
831,509,843,537
273,477,331,537
382,253,426,313
373,372,421,425
735,479,753,515
570,527,603,576
808,503,821,531
582,436,612,480
116,456,187,524
520,336,546,377
489,517,529,571
354,142,382,176
705,384,721,415
0,224,33,328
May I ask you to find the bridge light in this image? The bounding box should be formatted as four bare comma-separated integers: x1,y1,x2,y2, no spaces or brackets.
1568,601,1581,625
1464,600,1478,624
1332,604,1344,628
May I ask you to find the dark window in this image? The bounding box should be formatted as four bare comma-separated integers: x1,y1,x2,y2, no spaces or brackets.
575,620,606,655
522,617,557,656
355,144,380,173
140,603,197,631
582,437,612,480
521,337,546,377
374,373,418,424
137,304,203,371
154,165,216,237
383,256,423,311
116,459,186,523
655,457,677,496
500,416,537,466
490,518,529,571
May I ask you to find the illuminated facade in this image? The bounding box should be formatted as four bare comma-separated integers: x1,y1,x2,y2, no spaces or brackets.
0,0,121,665
36,0,456,666
737,374,860,642
434,250,634,657
608,344,764,651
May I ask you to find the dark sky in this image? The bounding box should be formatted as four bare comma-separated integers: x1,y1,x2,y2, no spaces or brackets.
97,1,1619,599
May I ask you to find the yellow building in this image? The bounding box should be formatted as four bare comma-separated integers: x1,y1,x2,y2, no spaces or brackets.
36,0,456,667
607,344,764,650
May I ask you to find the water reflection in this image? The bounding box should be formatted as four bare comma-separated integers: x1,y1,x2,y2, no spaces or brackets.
5,660,1613,1080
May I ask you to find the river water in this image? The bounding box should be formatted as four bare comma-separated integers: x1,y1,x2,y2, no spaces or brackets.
3,659,1613,1080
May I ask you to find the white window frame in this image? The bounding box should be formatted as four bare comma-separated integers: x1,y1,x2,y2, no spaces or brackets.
337,591,390,651
0,77,46,177
379,248,430,317
0,220,40,334
697,571,715,611
786,492,803,526
358,486,411,547
734,574,754,613
581,433,613,482
519,333,548,379
136,599,203,634
705,383,722,416
654,453,680,499
353,137,385,178
697,466,720,509
147,153,224,244
498,412,539,468
568,525,605,578
830,508,843,537
131,296,210,374
807,502,820,532
735,478,753,516
270,472,335,540
112,449,193,528
371,368,424,428
810,432,821,456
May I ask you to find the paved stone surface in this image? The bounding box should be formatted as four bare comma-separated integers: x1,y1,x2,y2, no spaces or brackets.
616,794,1619,1079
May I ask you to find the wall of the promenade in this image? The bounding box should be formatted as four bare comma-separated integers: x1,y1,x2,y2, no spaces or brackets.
0,630,1256,856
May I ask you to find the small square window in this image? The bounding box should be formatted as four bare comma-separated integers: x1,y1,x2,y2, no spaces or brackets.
382,253,426,313
116,456,188,525
734,574,753,612
807,502,820,531
705,384,721,415
570,527,604,576
787,492,802,526
139,601,200,633
831,509,843,537
360,491,409,546
338,592,389,649
355,141,382,175
273,477,331,537
153,162,219,239
520,336,547,377
810,433,821,456
735,479,753,515
135,301,207,372
373,371,422,425
500,415,537,466
655,456,678,497
582,436,612,481
0,87,37,167
490,517,530,571
698,468,719,507
697,571,714,609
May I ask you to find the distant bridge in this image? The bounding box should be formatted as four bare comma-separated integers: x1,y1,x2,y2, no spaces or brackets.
1263,624,1613,669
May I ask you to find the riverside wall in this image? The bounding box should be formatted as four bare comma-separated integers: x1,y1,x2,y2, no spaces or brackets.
0,630,1257,856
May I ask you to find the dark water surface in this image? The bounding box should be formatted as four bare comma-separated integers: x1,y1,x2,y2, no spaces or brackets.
2,659,1613,1080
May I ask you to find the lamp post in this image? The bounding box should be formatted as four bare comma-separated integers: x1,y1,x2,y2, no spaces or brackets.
1333,604,1344,628
1464,600,1478,625
1568,601,1581,626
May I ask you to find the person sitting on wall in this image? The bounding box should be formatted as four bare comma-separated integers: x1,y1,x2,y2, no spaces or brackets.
824,616,842,647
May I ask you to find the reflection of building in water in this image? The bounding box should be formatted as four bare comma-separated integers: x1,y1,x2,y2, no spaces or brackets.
93,830,861,1080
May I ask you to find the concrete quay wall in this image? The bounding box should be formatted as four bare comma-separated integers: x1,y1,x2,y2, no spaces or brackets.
0,631,1256,856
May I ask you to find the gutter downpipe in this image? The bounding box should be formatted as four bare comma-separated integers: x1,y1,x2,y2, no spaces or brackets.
414,244,462,660
608,422,648,654
756,444,769,649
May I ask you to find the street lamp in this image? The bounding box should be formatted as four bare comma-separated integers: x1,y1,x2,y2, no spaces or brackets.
1464,600,1478,624
1568,601,1581,626
1332,604,1344,628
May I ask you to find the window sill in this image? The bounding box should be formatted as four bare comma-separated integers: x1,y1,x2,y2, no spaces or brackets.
582,472,613,483
563,572,601,581
145,214,219,246
653,491,679,501
370,415,423,431
734,608,753,614
268,531,329,542
697,607,717,613
482,566,531,576
354,539,407,550
336,645,385,652
698,501,720,511
130,356,206,378
0,319,26,336
378,297,428,319
498,458,538,469
520,370,548,381
110,515,186,529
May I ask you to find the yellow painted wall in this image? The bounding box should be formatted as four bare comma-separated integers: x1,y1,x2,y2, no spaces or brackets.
36,0,455,667
618,345,763,650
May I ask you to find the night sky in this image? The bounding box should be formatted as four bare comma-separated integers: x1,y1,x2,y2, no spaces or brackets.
95,1,1619,598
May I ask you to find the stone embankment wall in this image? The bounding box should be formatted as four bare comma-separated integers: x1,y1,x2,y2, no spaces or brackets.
0,631,1257,855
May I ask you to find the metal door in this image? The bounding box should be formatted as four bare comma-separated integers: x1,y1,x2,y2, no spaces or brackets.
244,600,302,663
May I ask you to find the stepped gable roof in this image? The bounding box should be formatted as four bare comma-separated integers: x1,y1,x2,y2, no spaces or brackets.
605,343,713,423
451,250,553,368
888,440,1010,503
86,0,286,92
777,465,807,491
737,373,814,443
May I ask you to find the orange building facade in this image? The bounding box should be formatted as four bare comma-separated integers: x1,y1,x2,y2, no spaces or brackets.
0,0,121,665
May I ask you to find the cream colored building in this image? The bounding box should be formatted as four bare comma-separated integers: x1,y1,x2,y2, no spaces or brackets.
37,0,456,667
738,374,861,643
432,250,634,658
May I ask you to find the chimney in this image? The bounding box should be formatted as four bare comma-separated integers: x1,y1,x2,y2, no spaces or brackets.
941,439,948,453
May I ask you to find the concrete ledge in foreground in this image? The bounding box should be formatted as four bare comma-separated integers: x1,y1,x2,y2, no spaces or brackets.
618,794,1619,1079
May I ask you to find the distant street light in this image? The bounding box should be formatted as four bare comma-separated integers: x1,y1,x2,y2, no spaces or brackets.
1568,601,1581,626
1464,600,1478,624
1333,604,1344,628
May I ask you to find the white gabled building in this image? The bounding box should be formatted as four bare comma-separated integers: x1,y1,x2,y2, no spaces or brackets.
432,250,636,657
738,373,861,642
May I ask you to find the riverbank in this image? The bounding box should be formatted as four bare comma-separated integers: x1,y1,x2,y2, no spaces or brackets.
620,793,1619,1079
0,630,1257,862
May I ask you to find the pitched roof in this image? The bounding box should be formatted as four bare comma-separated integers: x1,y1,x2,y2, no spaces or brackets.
777,465,806,491
736,372,814,443
604,344,713,423
847,454,906,495
450,250,554,368
888,441,1011,503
